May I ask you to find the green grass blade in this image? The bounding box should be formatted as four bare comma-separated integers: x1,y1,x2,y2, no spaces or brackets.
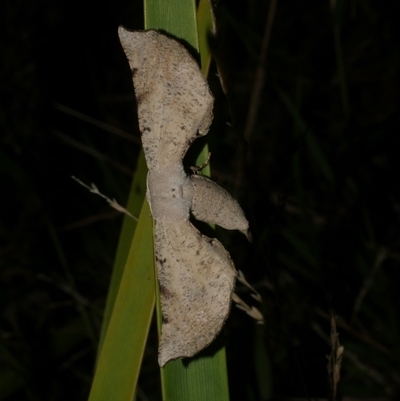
161,346,230,400
197,0,214,76
145,0,230,400
89,0,230,399
97,151,148,352
88,200,155,401
195,0,213,173
145,0,198,49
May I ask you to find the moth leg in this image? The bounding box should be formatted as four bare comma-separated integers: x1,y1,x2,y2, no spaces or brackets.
189,152,212,174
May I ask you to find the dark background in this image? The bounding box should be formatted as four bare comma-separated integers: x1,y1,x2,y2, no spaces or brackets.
1,0,400,399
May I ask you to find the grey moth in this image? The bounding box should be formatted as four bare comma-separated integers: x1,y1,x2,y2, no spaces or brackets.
118,28,249,367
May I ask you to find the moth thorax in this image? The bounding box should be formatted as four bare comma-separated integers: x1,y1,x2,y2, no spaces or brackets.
147,169,192,221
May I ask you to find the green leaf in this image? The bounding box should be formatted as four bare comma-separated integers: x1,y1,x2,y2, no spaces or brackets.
145,0,230,400
97,151,148,353
89,0,230,400
88,200,155,401
145,0,198,49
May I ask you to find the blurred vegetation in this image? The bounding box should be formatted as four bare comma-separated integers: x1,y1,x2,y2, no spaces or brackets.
1,0,400,400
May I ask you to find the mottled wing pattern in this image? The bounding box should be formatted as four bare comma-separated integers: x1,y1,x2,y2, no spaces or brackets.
187,175,249,236
118,28,214,171
155,220,236,367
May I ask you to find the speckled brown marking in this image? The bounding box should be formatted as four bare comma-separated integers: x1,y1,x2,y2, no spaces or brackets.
159,283,173,300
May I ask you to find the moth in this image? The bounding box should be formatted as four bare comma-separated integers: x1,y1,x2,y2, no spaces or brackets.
118,28,249,367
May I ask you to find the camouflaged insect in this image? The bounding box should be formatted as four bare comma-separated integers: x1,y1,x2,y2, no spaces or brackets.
118,27,249,367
